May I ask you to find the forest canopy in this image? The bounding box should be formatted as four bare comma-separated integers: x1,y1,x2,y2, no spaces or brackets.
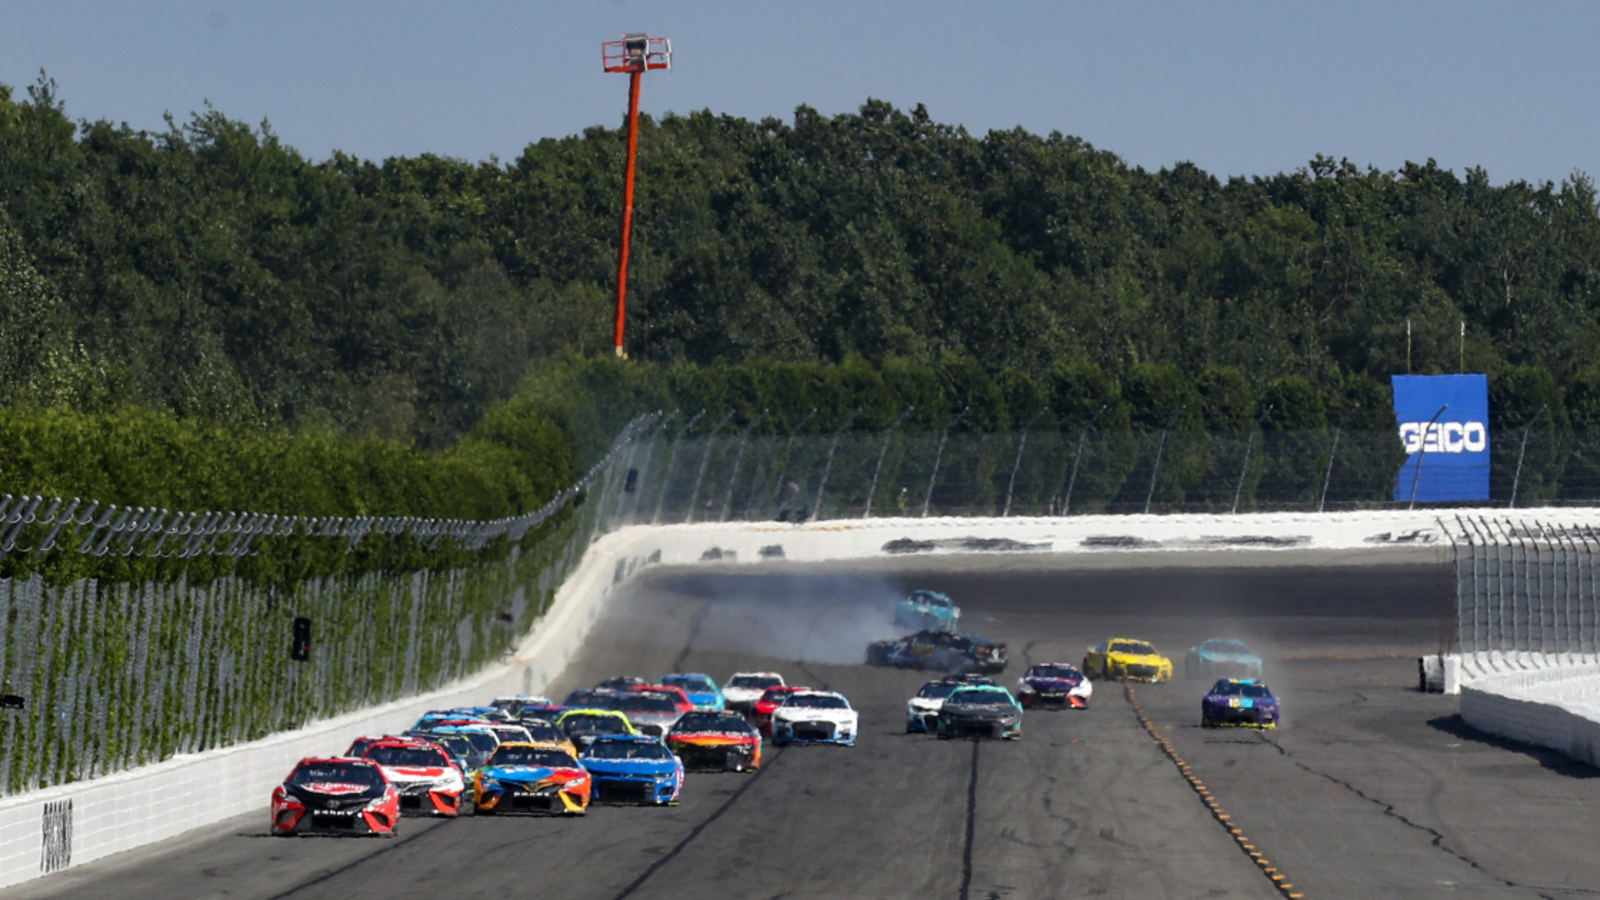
2,76,1598,454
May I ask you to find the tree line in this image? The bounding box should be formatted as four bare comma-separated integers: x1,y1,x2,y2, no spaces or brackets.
4,77,1600,446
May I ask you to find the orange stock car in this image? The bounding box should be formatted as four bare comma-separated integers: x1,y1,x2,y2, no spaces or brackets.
666,710,763,772
473,742,591,816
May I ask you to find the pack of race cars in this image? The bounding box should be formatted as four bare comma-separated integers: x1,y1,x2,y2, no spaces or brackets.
271,590,1281,836
270,671,859,836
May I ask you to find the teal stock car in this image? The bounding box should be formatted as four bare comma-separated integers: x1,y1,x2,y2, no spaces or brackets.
894,590,960,631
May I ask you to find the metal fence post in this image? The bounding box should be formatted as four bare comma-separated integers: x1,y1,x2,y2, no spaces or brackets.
811,409,859,521
1509,404,1547,509
1231,405,1273,515
719,411,766,522
684,410,737,525
1057,406,1106,516
652,410,705,525
864,407,913,519
922,408,969,518
1408,405,1449,510
1318,405,1358,513
1003,408,1047,518
1144,408,1185,515
763,408,817,519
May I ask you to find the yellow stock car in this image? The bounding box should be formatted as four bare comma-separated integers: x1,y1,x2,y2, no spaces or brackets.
1083,638,1173,683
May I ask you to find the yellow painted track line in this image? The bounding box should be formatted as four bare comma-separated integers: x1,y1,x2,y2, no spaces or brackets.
1124,683,1307,900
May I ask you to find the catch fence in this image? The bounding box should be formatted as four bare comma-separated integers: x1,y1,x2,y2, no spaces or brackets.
0,416,656,796
6,409,1600,796
1449,516,1600,655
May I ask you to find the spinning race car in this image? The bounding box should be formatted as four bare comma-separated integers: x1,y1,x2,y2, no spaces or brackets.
1015,662,1093,709
1201,678,1280,729
1186,639,1265,680
271,757,400,837
893,590,961,631
867,629,1008,674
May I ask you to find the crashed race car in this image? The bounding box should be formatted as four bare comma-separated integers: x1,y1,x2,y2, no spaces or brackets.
1015,663,1093,709
893,590,961,631
581,735,685,805
1201,678,1280,729
771,690,859,746
473,742,591,815
935,685,1024,740
360,738,466,817
866,629,1008,674
1185,639,1264,681
1083,638,1173,683
668,711,763,772
722,672,786,714
271,757,400,837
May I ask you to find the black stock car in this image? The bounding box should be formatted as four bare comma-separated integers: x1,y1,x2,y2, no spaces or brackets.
866,629,1008,674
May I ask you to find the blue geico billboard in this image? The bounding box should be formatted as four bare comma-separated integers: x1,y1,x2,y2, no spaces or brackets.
1391,374,1489,502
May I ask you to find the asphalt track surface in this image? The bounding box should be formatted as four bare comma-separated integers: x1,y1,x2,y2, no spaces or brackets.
11,548,1600,900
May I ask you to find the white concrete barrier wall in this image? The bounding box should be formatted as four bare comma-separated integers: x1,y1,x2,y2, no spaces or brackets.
0,507,1582,889
1456,652,1600,766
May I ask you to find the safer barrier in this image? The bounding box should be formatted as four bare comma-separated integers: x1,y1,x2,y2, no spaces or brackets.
1456,653,1600,765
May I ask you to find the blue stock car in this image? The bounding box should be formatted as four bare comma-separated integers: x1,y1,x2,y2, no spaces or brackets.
580,735,684,806
894,590,961,631
1201,679,1280,729
661,673,725,711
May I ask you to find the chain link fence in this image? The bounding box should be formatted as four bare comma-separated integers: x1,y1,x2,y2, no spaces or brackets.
6,408,1599,795
0,416,656,796
1450,516,1600,655
620,421,1407,523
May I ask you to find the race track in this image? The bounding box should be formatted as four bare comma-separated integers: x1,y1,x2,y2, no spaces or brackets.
9,549,1600,900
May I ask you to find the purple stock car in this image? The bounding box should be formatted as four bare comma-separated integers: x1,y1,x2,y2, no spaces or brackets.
1200,679,1279,729
1015,663,1094,710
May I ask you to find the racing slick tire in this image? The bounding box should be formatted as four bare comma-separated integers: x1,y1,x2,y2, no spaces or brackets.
866,644,889,666
459,799,476,817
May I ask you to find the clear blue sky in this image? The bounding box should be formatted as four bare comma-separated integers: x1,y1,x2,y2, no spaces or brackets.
4,1,1594,184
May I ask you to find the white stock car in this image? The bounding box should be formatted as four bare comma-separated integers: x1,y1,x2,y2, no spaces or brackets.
771,691,859,746
905,680,960,733
723,671,786,714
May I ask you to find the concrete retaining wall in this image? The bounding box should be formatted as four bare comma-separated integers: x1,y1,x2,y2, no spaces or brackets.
0,507,1554,889
1456,653,1600,767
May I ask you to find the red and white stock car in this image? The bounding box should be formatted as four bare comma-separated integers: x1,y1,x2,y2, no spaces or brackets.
360,737,467,816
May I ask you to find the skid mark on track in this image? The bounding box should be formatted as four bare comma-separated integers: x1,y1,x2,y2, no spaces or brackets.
958,737,980,900
609,747,787,900
1254,732,1586,899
